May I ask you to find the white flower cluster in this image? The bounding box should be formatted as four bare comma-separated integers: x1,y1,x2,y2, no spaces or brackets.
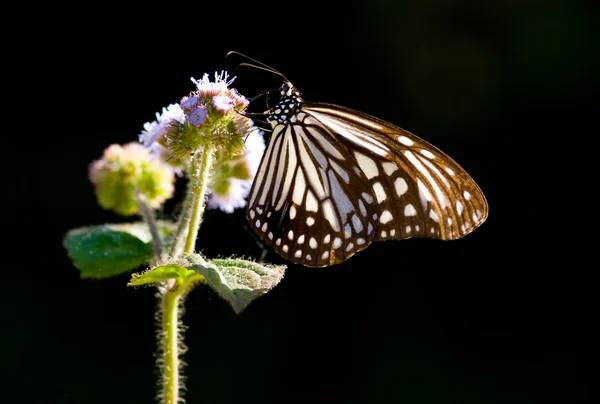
207,128,265,213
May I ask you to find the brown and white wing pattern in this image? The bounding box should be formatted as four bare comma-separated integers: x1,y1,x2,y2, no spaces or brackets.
246,83,488,267
303,103,488,242
247,111,380,267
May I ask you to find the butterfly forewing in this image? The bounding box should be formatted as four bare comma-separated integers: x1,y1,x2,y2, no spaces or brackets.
303,103,488,242
247,83,488,267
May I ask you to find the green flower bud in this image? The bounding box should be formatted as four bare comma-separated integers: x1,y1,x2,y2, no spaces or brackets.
89,143,175,216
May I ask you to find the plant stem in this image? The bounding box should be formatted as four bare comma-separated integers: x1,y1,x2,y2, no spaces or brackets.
137,194,164,260
168,176,195,259
160,283,183,404
184,146,216,254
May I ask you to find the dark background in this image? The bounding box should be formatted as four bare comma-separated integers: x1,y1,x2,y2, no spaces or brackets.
3,1,595,403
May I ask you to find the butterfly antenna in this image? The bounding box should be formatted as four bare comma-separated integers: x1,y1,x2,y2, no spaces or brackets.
226,51,289,82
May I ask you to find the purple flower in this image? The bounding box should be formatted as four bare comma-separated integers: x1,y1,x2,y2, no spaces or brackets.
187,105,208,127
180,96,200,110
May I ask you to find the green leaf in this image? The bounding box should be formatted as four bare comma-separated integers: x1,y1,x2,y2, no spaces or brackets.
105,221,177,243
63,225,154,279
128,264,200,287
187,254,286,314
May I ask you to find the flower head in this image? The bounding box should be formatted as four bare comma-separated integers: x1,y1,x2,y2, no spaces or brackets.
89,142,175,216
159,71,253,162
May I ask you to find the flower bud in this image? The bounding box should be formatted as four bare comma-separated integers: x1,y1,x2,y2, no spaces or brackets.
89,143,175,216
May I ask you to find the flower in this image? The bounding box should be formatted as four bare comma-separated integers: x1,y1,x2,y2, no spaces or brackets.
89,142,175,216
159,71,253,162
191,71,249,112
187,106,208,127
138,104,185,147
212,95,236,112
207,128,265,213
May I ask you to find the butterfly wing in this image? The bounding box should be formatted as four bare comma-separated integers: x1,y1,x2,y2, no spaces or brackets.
247,111,382,267
303,102,488,242
247,102,488,267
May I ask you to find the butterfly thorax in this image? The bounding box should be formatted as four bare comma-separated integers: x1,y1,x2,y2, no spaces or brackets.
266,81,304,128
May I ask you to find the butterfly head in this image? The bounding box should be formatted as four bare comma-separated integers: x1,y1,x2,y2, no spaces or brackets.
266,81,304,128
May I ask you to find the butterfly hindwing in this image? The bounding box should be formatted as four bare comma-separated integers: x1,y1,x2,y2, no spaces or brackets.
247,112,380,267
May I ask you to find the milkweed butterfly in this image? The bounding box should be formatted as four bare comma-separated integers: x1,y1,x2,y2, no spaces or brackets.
230,52,488,267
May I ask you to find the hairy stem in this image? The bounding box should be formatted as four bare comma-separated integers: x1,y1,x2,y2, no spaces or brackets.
168,176,195,259
160,283,184,404
137,194,164,260
184,146,216,254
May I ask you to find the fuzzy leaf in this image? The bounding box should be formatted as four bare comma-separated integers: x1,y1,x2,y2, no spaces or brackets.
63,225,154,279
128,264,199,286
186,254,286,314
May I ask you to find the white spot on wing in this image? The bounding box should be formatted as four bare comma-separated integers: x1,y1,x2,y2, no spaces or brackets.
298,235,305,244
429,209,439,222
380,210,393,224
289,205,296,219
322,200,340,231
404,204,417,216
306,191,319,212
382,162,398,175
398,135,414,146
420,149,435,159
354,152,379,179
394,177,408,196
307,217,315,226
288,230,294,240
292,169,305,206
333,237,342,249
309,237,317,249
372,182,387,203
457,201,464,215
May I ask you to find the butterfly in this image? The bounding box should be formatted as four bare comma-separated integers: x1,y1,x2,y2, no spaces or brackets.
230,53,489,267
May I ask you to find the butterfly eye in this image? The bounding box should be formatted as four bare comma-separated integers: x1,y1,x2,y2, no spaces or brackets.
248,80,488,267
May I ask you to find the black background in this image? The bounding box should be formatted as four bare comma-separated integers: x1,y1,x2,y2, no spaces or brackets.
3,1,595,403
